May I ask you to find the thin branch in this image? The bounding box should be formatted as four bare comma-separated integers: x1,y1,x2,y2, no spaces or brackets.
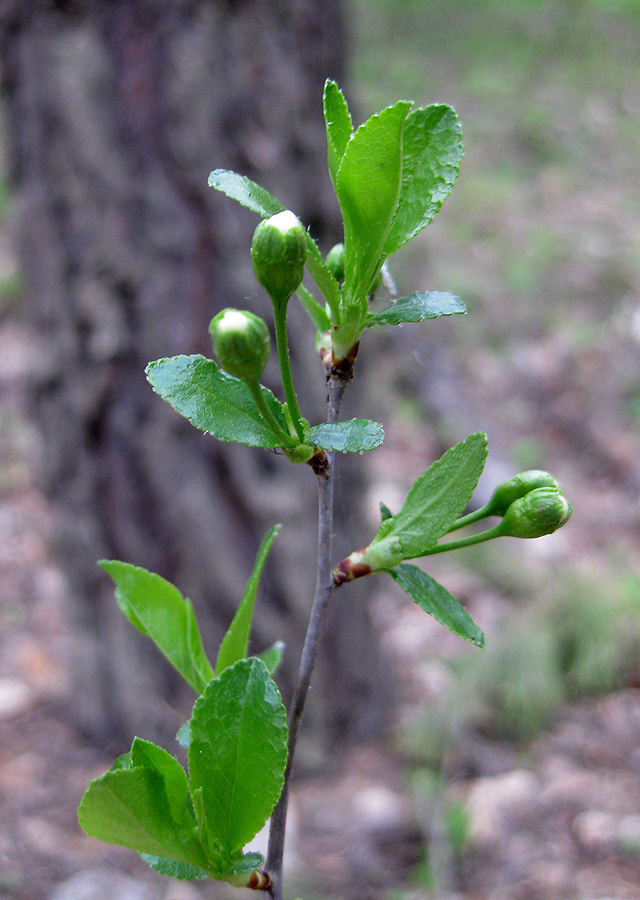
266,373,349,900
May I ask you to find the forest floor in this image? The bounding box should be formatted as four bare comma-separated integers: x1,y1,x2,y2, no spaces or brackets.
2,2,640,899
1,301,640,900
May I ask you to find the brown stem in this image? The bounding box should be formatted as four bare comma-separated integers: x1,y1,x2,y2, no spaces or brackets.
265,372,348,899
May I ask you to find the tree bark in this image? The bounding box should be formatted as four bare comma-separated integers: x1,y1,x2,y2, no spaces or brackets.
0,0,389,750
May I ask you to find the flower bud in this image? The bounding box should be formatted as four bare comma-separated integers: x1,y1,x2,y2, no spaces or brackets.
487,470,559,517
250,210,307,306
325,242,345,282
500,487,571,539
209,308,270,382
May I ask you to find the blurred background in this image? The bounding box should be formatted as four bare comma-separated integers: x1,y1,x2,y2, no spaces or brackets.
0,1,639,898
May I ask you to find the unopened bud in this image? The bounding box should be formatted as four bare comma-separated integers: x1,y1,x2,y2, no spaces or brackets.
251,210,307,306
500,487,571,539
325,243,345,282
487,470,559,517
209,308,270,382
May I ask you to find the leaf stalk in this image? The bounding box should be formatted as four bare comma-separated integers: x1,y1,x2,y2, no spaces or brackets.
423,523,505,555
273,304,306,442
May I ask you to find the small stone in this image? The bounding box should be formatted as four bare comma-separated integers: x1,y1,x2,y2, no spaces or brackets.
352,785,406,833
47,867,151,900
0,678,31,718
466,769,539,846
162,882,201,900
18,639,68,698
573,809,618,851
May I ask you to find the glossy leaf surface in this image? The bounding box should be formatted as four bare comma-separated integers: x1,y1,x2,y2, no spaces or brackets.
366,291,466,327
130,738,192,826
208,169,341,320
307,419,385,453
383,105,463,256
208,169,283,219
188,658,287,856
337,100,412,303
323,79,353,188
147,355,288,448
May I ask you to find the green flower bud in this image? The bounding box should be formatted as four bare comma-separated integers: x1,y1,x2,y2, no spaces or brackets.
500,487,571,539
209,308,270,382
325,242,345,282
487,470,559,517
250,210,307,306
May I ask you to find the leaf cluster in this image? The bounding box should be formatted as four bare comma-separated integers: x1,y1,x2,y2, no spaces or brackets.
79,529,286,884
324,81,463,345
148,83,465,459
208,79,465,370
357,433,487,646
79,658,287,883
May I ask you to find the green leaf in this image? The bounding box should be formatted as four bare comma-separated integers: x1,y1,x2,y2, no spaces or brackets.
130,738,192,826
208,169,283,219
78,768,210,871
306,419,385,453
258,640,285,675
146,355,288,449
111,751,133,770
229,851,265,875
100,560,214,693
323,79,353,188
366,291,466,327
388,564,485,647
383,105,463,257
140,854,209,880
296,284,331,333
337,100,412,304
216,525,281,674
372,432,487,560
303,234,342,323
379,501,393,522
188,658,287,856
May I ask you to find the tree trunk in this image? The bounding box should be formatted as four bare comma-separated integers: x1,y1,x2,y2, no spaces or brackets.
0,0,389,751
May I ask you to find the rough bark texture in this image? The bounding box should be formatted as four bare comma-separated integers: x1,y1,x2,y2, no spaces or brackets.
0,0,388,750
